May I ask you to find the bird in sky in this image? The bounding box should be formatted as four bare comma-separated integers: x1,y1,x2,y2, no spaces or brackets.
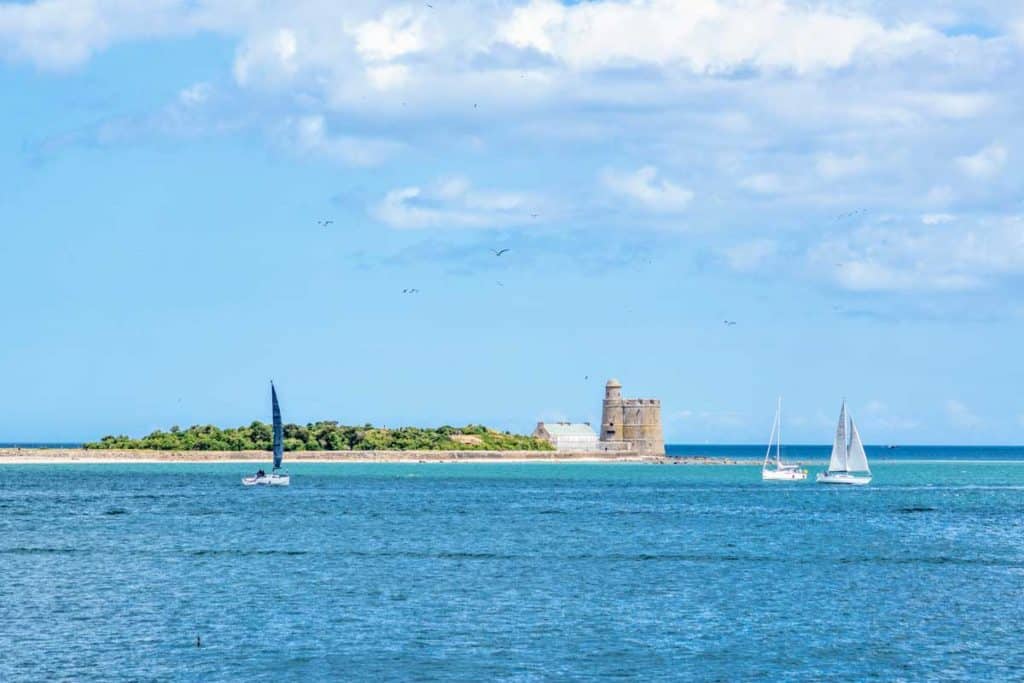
723,320,737,326
492,248,510,256
317,220,333,227
403,288,420,294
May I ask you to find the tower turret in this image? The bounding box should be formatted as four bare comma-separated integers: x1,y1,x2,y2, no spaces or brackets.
600,379,625,442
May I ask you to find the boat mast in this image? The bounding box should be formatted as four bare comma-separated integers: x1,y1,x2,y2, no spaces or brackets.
776,396,782,466
763,400,779,471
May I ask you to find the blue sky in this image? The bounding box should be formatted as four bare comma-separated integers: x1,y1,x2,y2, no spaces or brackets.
1,1,1023,444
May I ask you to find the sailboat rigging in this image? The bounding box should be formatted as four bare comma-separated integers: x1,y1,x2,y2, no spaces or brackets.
762,397,807,481
816,400,871,485
242,382,291,486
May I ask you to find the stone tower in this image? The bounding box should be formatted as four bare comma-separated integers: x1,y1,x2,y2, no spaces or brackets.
599,379,664,455
600,379,625,442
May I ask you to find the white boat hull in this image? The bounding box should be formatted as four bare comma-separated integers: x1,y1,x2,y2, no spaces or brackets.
816,471,871,486
242,472,290,486
763,467,808,481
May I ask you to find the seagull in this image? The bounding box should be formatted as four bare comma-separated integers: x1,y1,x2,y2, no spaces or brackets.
491,248,510,256
530,213,539,219
403,288,420,294
723,320,737,326
318,220,333,227
496,281,504,287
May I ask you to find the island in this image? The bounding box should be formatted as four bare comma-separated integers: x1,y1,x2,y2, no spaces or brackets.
84,422,556,452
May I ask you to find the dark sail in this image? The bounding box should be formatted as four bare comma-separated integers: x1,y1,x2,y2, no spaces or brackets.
272,383,283,470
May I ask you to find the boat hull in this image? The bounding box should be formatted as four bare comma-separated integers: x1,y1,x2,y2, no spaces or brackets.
762,468,808,481
816,471,871,486
242,473,290,486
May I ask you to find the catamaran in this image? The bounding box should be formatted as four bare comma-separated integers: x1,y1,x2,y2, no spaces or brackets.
816,400,871,485
762,397,807,481
242,383,290,486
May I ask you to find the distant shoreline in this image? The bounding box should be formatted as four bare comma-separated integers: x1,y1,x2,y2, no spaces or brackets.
0,448,762,465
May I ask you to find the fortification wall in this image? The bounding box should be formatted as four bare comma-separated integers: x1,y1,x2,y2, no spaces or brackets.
620,399,664,455
598,380,665,455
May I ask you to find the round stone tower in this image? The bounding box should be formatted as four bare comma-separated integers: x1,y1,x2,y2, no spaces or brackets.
600,379,624,442
621,399,665,455
598,378,665,455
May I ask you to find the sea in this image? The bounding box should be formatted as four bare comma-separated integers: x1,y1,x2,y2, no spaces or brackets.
2,446,1023,681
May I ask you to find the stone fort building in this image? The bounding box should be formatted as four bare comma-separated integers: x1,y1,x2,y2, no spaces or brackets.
599,379,665,455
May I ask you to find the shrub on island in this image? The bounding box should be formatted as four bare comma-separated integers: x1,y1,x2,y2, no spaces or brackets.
84,422,555,451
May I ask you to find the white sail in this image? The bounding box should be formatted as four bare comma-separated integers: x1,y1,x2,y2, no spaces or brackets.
763,398,780,471
846,417,870,474
827,401,848,472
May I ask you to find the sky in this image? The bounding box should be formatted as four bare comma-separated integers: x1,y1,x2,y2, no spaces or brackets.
1,0,1023,445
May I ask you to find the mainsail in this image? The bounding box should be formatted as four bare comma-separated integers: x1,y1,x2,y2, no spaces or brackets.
272,383,283,470
828,401,848,472
763,397,782,469
846,417,870,474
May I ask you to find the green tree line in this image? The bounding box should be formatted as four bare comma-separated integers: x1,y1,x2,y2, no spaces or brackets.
84,422,554,452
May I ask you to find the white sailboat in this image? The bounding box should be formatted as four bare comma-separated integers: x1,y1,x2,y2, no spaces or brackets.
762,397,807,481
242,382,291,486
816,400,871,485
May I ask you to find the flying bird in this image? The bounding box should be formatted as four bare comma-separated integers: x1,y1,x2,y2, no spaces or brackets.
403,288,420,294
491,248,510,256
318,220,333,227
723,320,737,326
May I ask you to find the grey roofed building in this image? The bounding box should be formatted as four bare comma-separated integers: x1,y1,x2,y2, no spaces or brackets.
532,422,599,452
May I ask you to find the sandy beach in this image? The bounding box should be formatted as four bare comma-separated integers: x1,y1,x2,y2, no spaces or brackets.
0,448,757,465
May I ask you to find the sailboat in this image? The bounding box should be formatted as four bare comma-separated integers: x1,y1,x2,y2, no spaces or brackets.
762,397,807,481
242,383,291,486
816,400,871,485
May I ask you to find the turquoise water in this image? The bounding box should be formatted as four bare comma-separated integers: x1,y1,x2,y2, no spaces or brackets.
2,461,1023,681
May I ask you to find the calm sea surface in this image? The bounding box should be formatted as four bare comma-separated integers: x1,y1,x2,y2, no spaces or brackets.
2,458,1023,681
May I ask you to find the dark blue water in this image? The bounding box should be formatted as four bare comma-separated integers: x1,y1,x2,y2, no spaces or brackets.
667,444,1024,461
2,462,1023,681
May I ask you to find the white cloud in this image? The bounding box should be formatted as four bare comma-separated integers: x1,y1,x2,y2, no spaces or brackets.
721,240,777,273
816,153,868,180
921,213,954,225
809,215,1024,292
740,173,783,194
234,28,301,87
957,143,1009,178
353,9,424,62
372,176,534,229
178,82,212,106
602,166,693,212
903,91,993,120
945,399,981,429
499,0,929,75
281,115,400,167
